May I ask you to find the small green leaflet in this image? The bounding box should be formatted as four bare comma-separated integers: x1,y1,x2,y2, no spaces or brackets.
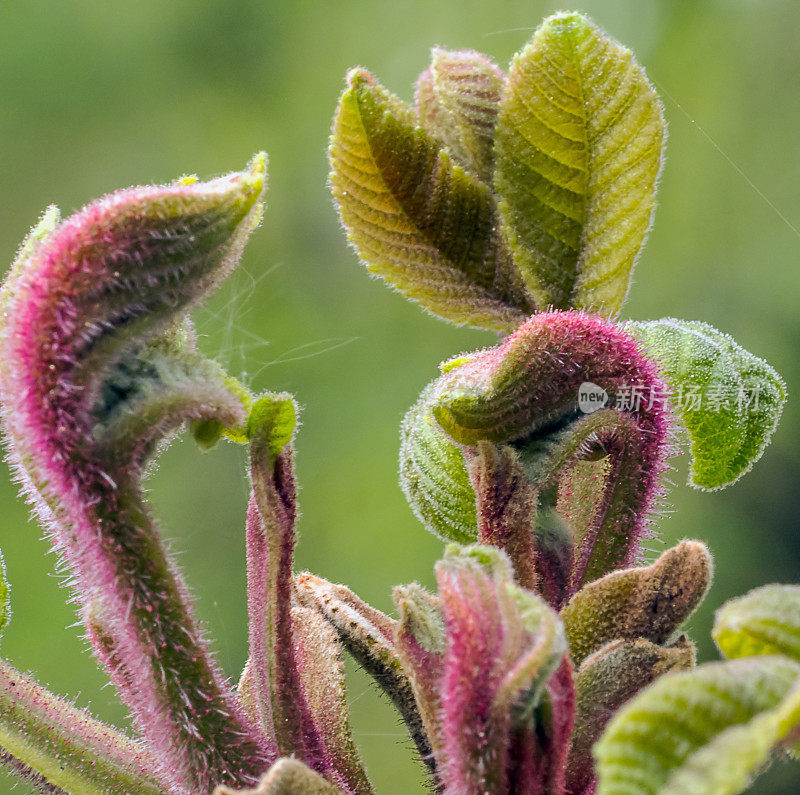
626,318,786,490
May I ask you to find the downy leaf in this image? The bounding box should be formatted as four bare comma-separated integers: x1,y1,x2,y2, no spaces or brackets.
626,318,787,490
399,384,477,543
714,584,800,662
594,656,800,795
561,541,712,666
415,47,504,183
330,68,531,330
495,12,664,315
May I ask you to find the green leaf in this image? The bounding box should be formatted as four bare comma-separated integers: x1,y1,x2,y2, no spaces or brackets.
415,47,504,183
714,584,800,662
495,12,664,315
561,541,712,666
626,318,787,490
399,385,477,543
330,68,530,331
0,550,9,640
246,392,297,459
595,656,800,795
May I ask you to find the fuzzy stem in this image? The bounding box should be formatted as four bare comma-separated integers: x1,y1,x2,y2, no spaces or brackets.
85,482,271,792
0,658,165,794
246,442,334,779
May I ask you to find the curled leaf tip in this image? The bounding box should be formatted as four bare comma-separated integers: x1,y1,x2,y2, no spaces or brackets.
401,311,672,594
0,157,273,790
246,392,298,458
562,540,712,666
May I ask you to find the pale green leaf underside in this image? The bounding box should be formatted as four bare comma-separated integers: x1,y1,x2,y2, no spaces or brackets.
595,656,800,795
626,318,786,490
399,387,477,542
714,584,800,662
330,69,528,331
495,11,664,315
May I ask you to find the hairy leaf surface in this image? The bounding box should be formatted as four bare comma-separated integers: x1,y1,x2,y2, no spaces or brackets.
495,12,664,315
595,656,800,795
714,584,800,662
415,47,504,183
626,318,786,489
330,68,530,330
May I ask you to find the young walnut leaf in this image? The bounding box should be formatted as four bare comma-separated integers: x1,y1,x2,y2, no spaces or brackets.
626,318,787,490
415,47,504,183
495,12,664,315
329,68,532,331
561,541,712,666
594,656,800,795
400,312,671,596
713,584,800,662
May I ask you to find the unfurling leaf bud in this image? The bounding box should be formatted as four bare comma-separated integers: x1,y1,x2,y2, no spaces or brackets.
0,155,271,791
561,540,712,666
332,13,667,326
415,47,504,184
400,311,671,601
434,544,572,794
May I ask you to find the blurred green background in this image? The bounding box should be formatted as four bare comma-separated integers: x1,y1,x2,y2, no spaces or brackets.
0,0,799,792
